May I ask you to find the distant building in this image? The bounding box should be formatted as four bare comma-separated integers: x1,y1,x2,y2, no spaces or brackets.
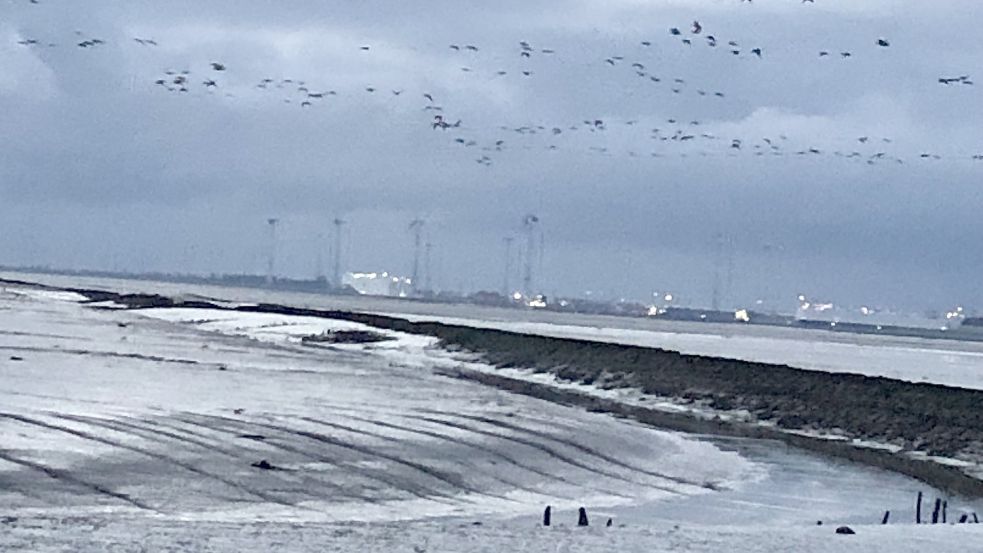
342,271,412,297
795,297,965,331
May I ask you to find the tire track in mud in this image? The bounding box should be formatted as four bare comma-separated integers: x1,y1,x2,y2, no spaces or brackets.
296,415,549,501
424,410,715,491
260,416,510,503
0,449,157,512
298,404,644,500
323,410,580,500
0,413,298,508
404,413,684,496
178,413,452,505
128,415,377,504
55,413,357,504
194,413,502,504
0,345,204,367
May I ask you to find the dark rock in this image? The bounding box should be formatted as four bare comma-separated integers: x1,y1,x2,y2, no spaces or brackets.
301,330,393,345
238,434,266,441
9,356,23,361
606,517,613,527
835,526,855,535
543,505,551,527
251,459,277,470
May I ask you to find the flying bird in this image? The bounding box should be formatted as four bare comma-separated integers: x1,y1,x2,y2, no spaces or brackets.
751,48,762,57
210,62,226,71
876,38,890,47
691,21,702,34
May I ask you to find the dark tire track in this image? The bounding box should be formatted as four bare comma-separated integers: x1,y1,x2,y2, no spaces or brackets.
57,413,357,504
178,413,449,504
405,413,682,496
0,413,298,508
0,449,157,512
332,411,579,499
296,416,527,503
194,413,490,504
425,409,712,490
129,414,373,503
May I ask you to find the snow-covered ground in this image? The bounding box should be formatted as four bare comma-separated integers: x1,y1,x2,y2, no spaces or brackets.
2,279,982,551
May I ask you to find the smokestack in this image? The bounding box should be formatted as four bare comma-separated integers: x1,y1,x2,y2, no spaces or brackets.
502,237,515,296
266,218,279,286
522,214,539,297
409,219,425,294
332,218,345,289
424,241,433,292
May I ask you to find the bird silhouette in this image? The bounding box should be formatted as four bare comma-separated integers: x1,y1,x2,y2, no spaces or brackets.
210,62,226,71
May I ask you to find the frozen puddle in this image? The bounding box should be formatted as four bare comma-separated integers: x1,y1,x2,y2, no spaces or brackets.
0,283,974,532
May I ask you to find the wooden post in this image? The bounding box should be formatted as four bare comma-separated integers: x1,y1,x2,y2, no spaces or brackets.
543,505,551,527
959,514,968,524
881,511,890,525
931,498,941,524
578,507,589,527
974,513,980,524
942,501,947,524
916,491,922,524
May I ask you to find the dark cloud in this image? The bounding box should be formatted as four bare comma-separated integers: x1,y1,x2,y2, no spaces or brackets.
1,0,981,311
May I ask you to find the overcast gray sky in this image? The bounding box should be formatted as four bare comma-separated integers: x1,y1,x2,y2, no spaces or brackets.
1,0,981,311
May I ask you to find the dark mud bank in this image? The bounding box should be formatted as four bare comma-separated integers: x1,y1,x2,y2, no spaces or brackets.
9,278,982,497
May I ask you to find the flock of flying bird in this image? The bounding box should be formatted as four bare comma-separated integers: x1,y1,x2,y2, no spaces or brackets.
11,0,982,169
